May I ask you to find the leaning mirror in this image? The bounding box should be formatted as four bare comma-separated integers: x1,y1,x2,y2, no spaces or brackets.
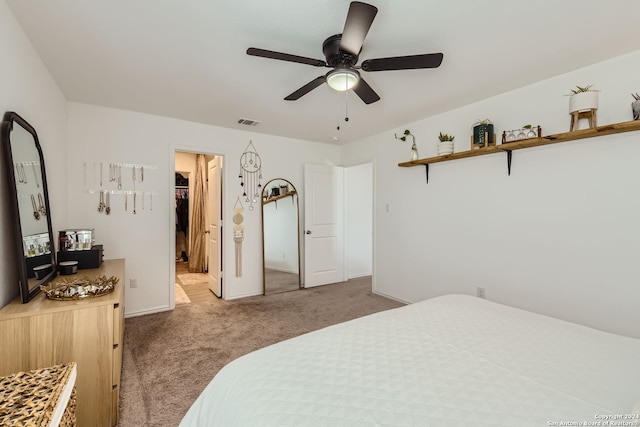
261,178,301,295
1,112,56,303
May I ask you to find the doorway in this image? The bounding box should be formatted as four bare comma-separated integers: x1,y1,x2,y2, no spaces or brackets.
303,162,373,288
172,150,223,306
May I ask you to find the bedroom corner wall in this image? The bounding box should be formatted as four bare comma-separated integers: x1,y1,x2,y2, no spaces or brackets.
343,49,640,339
345,163,373,279
0,0,68,307
65,103,340,316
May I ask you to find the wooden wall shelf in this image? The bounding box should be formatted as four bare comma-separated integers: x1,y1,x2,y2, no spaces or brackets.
263,190,296,205
398,120,640,182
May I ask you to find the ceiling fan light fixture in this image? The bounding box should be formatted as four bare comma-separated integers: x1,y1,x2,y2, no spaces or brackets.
326,69,359,91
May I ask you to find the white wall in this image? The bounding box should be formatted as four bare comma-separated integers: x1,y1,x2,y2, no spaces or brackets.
343,49,640,339
66,102,340,315
0,0,67,307
345,163,372,279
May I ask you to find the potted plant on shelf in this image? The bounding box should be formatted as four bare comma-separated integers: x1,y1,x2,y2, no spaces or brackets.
632,92,640,120
395,129,419,161
472,119,494,148
567,85,598,114
437,132,455,156
567,85,598,130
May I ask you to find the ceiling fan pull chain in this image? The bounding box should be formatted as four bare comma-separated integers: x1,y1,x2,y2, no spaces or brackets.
345,90,350,123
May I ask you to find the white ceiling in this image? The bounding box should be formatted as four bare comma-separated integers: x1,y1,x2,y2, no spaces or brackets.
6,0,640,144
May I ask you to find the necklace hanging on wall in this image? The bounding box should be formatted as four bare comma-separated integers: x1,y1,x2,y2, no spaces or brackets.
238,140,262,211
233,197,245,278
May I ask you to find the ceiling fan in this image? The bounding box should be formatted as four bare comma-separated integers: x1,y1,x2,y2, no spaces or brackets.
246,1,443,105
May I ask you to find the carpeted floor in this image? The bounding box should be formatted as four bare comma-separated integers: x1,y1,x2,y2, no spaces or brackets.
264,268,300,294
117,276,403,427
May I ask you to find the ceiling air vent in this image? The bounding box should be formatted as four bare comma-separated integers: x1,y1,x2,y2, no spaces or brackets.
238,118,260,126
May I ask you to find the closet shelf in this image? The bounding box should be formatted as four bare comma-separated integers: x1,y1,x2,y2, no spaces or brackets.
398,120,640,181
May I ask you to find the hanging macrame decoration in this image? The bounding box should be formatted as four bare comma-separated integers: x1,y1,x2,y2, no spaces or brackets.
238,140,262,211
233,197,245,277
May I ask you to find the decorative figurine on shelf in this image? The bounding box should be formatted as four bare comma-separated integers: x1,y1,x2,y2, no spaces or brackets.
632,92,640,120
471,119,495,149
437,132,455,156
395,129,418,161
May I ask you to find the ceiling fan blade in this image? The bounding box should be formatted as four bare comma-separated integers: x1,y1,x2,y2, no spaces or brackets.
352,77,380,104
361,53,444,72
339,2,378,56
247,47,327,67
284,76,326,101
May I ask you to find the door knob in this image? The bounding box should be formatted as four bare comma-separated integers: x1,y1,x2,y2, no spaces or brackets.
305,230,311,235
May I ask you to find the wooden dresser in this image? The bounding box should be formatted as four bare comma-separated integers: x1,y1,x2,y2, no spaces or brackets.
0,258,125,427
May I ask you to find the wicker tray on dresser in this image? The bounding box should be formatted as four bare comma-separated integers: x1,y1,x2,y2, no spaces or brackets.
0,362,77,427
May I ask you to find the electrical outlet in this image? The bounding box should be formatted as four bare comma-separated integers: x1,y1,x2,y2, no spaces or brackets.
130,278,138,288
477,286,486,299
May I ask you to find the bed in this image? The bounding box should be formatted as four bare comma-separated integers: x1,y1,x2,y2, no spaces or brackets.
180,294,640,426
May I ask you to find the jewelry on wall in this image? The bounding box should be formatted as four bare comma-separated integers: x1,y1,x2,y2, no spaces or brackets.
37,193,46,216
15,162,27,184
32,164,40,188
238,140,262,211
85,161,157,216
30,194,40,220
233,197,245,278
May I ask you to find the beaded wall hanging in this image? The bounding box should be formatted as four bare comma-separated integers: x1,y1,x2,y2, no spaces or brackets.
233,197,244,277
238,140,262,211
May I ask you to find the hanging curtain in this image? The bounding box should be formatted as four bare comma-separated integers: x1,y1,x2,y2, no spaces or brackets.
188,155,207,273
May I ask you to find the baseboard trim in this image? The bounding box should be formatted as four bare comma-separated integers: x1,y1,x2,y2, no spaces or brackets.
348,273,372,280
125,305,172,318
371,289,410,305
224,290,263,300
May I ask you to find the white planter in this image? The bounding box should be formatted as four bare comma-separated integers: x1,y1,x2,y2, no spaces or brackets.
437,141,454,156
569,91,598,113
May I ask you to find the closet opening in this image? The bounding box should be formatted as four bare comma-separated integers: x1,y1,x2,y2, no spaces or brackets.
172,150,223,306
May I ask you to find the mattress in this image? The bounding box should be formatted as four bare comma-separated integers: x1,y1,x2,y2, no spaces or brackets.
180,294,640,426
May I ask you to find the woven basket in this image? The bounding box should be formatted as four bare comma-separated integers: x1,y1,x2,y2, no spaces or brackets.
0,362,77,426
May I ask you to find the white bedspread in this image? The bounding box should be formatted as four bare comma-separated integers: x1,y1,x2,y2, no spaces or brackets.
180,295,640,426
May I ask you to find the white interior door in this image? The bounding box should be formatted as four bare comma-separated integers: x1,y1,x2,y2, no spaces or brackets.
207,157,222,297
304,164,344,287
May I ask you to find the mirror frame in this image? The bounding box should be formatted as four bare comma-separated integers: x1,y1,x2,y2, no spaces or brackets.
1,111,56,303
261,178,301,295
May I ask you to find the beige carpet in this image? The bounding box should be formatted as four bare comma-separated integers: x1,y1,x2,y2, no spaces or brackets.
117,276,403,427
264,268,300,295
174,283,191,305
